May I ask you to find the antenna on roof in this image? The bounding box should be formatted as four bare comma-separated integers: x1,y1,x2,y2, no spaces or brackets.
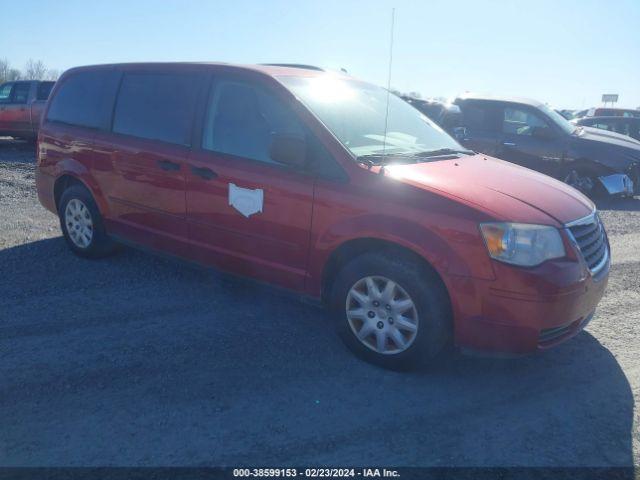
381,8,396,158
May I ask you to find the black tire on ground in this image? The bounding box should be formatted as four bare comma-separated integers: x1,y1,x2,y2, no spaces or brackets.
329,251,452,370
58,184,117,259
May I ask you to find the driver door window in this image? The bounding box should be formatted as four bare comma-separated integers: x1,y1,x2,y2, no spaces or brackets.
498,105,562,176
202,80,305,165
186,78,317,291
503,107,550,136
613,121,631,137
592,122,612,131
11,83,31,104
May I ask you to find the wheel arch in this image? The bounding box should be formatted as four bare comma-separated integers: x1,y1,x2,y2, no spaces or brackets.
320,237,452,309
564,157,617,178
53,174,86,211
52,163,109,217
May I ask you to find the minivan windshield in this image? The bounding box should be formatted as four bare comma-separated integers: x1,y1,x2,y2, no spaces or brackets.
278,75,465,160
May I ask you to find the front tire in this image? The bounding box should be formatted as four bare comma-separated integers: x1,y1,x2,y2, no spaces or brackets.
562,168,605,198
329,252,451,370
58,184,117,258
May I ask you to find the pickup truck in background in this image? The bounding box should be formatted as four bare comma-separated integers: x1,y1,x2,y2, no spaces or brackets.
448,94,640,197
0,80,55,140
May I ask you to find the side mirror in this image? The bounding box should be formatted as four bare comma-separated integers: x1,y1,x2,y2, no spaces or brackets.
532,126,555,140
452,126,468,141
269,133,307,168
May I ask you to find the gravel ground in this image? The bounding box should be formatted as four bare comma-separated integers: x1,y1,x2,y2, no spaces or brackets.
0,136,638,467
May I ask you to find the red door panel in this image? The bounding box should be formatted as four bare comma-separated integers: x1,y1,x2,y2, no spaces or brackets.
186,151,315,291
92,131,190,257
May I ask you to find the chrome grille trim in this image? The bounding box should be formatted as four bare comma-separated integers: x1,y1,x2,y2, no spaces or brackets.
565,210,609,276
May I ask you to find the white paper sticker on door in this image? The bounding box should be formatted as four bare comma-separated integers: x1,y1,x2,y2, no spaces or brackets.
228,183,264,218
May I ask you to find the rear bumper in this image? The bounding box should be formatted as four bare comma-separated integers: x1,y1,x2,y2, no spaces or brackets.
449,258,609,355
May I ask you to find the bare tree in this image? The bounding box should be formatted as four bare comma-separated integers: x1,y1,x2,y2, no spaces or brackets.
0,58,18,83
46,69,61,81
6,68,21,81
1,58,60,84
24,59,47,80
0,58,8,83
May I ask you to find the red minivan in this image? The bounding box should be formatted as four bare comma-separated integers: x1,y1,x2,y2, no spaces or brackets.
36,63,610,368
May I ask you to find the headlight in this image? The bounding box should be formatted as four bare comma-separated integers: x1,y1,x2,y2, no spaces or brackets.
479,223,565,267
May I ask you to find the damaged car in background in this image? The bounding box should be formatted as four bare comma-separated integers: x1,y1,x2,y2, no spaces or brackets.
448,94,640,197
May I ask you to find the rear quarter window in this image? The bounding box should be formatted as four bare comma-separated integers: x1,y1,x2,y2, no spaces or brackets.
112,72,200,145
46,70,120,129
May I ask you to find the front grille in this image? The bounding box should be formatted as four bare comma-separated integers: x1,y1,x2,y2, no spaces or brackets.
567,212,608,274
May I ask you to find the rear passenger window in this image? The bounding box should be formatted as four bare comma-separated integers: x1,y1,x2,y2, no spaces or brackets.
47,70,119,129
37,82,54,101
112,73,199,145
202,80,305,164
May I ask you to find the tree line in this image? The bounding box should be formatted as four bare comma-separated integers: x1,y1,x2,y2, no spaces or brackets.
0,59,60,84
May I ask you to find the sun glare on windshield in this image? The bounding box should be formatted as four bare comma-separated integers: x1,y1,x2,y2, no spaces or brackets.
301,75,357,103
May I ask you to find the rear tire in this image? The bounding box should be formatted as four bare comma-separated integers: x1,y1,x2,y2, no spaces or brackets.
329,251,451,370
58,184,117,259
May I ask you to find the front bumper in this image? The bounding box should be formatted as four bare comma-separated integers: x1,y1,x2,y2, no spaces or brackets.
597,173,635,196
448,253,609,355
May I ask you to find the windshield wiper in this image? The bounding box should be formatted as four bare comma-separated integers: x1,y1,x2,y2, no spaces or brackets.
415,148,475,158
357,148,474,168
356,152,417,167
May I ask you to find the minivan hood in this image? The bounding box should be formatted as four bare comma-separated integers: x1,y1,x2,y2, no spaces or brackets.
384,155,593,225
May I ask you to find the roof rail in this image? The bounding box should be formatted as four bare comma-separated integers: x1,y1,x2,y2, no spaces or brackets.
261,63,325,71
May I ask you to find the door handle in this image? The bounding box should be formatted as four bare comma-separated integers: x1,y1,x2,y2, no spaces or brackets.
503,142,517,147
157,159,181,171
191,166,218,180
